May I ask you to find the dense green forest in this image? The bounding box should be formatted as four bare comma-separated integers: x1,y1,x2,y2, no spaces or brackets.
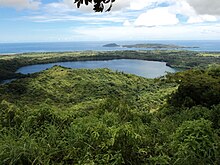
0,63,220,164
0,50,219,82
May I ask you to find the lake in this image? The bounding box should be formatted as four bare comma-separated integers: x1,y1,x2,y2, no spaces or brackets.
16,59,176,79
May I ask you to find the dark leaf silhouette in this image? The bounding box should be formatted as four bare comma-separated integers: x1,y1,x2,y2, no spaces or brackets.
74,0,116,12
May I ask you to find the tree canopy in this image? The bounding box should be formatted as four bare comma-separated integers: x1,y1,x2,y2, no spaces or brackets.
74,0,116,12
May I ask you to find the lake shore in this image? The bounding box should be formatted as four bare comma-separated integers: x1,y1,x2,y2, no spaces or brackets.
0,50,219,83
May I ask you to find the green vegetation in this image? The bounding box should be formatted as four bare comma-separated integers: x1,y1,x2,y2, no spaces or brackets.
0,65,219,164
199,53,220,57
0,50,219,82
168,66,220,107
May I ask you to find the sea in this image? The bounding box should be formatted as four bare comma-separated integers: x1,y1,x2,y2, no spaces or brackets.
0,40,220,54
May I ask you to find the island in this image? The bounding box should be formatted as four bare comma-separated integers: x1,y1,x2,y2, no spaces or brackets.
103,43,120,47
103,43,199,49
122,43,199,49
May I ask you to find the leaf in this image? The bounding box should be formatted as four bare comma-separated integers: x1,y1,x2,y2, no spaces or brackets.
85,0,89,5
93,2,104,12
77,2,81,8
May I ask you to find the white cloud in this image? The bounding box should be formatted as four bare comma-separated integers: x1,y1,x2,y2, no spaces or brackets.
71,23,220,41
129,0,150,10
3,0,220,42
134,7,179,27
123,20,131,26
187,15,217,24
0,0,41,10
129,0,174,10
169,1,194,17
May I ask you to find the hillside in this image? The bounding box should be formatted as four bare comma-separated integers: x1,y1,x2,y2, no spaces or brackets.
0,66,220,164
0,66,174,110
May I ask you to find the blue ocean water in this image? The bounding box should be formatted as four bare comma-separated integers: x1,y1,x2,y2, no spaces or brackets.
0,40,220,54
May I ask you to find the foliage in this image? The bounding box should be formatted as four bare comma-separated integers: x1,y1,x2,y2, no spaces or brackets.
171,119,219,164
0,65,219,164
168,67,220,108
74,0,116,12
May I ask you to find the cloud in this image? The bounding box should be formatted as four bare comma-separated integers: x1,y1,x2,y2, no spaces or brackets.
168,1,194,17
187,15,217,24
71,23,220,41
134,7,179,27
0,0,41,10
129,0,174,10
129,0,150,10
186,0,220,15
123,20,131,26
25,0,130,23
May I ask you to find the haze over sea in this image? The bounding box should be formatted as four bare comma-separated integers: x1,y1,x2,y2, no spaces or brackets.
0,40,220,54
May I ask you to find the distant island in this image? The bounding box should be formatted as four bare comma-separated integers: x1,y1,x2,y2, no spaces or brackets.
103,43,199,49
122,43,199,49
103,43,120,47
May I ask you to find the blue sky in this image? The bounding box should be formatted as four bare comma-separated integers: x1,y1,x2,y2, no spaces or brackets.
0,0,220,43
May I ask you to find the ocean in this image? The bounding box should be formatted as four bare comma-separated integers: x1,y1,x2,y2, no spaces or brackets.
0,40,220,54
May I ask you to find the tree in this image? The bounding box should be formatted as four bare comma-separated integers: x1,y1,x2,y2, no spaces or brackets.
74,0,116,12
168,68,220,108
171,119,219,164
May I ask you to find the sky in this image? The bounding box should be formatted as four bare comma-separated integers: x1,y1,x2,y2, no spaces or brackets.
0,0,220,43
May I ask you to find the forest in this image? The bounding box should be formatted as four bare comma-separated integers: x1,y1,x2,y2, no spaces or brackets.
0,59,220,164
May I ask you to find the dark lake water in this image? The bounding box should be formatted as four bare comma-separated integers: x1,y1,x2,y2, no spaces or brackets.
16,59,176,79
